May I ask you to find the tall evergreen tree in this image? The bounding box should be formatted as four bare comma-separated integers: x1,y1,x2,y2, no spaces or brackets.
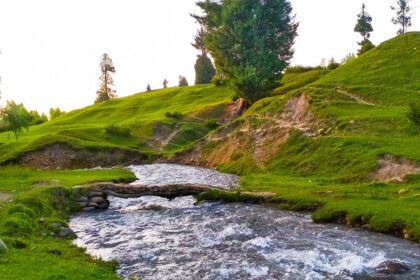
192,28,216,84
163,79,169,88
95,53,117,103
354,3,373,41
391,0,412,35
354,3,375,55
193,0,298,103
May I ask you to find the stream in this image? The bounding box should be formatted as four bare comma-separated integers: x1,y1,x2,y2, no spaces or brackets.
70,164,420,280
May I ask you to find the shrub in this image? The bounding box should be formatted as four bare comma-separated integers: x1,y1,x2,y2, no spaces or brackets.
206,119,220,130
104,124,131,136
285,65,324,74
165,112,183,119
408,103,420,126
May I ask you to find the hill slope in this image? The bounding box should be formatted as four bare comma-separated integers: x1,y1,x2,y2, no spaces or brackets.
177,33,420,241
0,85,235,166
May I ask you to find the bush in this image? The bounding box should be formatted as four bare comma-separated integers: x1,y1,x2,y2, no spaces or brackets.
408,103,420,126
165,112,183,119
104,124,131,136
212,73,227,86
206,119,220,130
358,39,375,55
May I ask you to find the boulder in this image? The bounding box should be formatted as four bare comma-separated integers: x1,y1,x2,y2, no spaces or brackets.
59,227,76,239
0,239,8,253
76,196,88,203
90,196,105,204
96,200,110,210
77,202,88,208
82,207,96,212
376,260,410,274
87,191,105,198
88,203,99,208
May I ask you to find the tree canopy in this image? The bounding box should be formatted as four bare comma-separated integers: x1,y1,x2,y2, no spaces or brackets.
193,0,298,103
0,101,31,141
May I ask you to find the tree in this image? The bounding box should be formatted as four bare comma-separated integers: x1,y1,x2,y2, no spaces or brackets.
193,0,298,103
163,79,169,88
178,76,189,87
49,107,65,120
95,53,117,103
28,110,48,125
146,84,152,92
354,3,373,41
391,0,412,35
194,54,216,84
192,28,216,84
0,100,31,141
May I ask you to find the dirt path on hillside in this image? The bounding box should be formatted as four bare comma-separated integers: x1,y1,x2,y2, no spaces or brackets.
336,88,375,106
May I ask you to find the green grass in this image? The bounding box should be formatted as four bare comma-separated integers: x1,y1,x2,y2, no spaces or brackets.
0,85,234,163
0,167,135,280
197,33,420,241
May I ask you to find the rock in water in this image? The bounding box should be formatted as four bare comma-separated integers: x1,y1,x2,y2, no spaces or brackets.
0,239,8,253
59,227,76,239
376,260,410,274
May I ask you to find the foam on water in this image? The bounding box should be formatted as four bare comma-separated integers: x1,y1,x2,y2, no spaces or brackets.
70,164,420,280
70,196,420,280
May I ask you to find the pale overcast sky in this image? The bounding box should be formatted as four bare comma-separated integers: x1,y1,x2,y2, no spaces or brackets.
0,0,419,114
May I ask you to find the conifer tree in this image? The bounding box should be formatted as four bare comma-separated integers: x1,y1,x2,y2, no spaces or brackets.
95,53,116,103
391,0,412,35
354,3,375,55
193,0,298,103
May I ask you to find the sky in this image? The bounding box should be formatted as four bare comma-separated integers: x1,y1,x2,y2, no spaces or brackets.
0,0,419,114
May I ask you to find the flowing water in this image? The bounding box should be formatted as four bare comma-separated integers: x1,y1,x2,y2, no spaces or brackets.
70,164,420,280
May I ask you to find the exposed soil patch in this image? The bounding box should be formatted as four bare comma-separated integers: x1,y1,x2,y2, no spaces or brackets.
336,88,375,106
372,155,420,182
13,143,145,169
174,93,323,168
0,192,12,207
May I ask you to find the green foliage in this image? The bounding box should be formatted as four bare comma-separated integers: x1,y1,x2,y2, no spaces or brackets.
0,166,134,279
358,39,375,55
95,53,117,103
28,110,48,125
178,75,189,87
391,0,412,35
194,54,216,84
327,58,340,70
165,111,183,119
194,0,298,103
205,119,219,130
341,53,356,64
104,124,131,136
212,72,227,86
354,3,373,41
407,103,420,126
0,100,32,141
49,107,65,120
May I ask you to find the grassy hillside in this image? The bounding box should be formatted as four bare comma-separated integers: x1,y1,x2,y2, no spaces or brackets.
186,33,420,241
0,85,234,164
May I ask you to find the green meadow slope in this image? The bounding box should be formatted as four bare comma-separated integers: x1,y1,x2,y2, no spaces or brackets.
0,85,234,164
183,32,420,241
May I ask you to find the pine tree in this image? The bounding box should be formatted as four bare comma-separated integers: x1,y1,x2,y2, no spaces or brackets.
146,84,152,92
193,0,298,103
354,3,375,56
391,0,412,35
192,28,216,84
95,53,117,103
354,3,373,41
163,79,169,88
